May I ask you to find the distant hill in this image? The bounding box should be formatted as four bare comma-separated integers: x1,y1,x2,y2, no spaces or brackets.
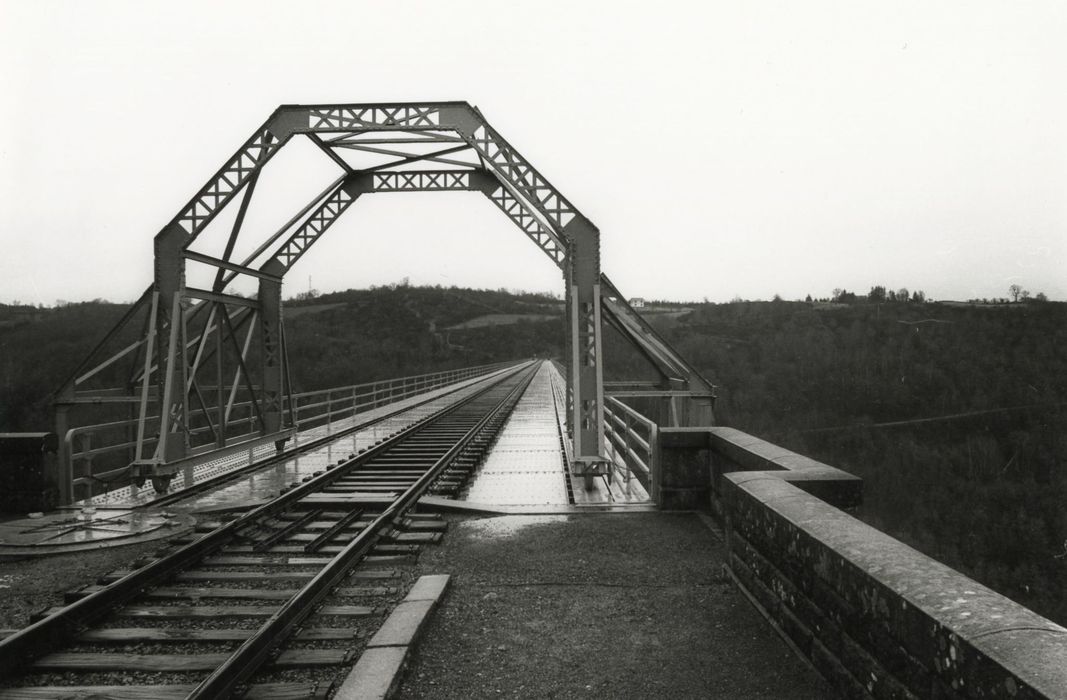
0,301,131,432
282,285,564,390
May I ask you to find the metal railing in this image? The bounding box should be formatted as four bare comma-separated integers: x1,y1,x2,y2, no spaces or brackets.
287,361,516,435
603,395,658,493
62,361,517,501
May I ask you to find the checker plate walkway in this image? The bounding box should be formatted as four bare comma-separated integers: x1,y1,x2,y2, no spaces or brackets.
461,363,650,508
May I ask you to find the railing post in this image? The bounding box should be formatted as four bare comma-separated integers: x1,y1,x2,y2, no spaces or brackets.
79,432,93,500
55,406,73,506
326,391,333,435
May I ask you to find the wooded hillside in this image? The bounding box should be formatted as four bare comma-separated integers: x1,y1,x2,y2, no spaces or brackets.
1,289,1063,625
656,298,1067,625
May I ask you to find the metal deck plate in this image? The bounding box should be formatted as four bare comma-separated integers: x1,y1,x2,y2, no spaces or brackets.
463,363,570,506
0,508,195,559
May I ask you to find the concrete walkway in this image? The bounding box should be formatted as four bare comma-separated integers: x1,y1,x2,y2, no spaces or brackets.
397,512,833,698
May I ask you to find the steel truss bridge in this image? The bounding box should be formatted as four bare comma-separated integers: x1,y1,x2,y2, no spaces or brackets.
56,101,715,500
7,102,1065,700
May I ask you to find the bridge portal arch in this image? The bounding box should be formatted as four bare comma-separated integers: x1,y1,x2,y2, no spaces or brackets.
58,102,713,494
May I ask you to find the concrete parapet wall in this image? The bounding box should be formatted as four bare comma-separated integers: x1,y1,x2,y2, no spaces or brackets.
675,426,1067,698
709,426,862,510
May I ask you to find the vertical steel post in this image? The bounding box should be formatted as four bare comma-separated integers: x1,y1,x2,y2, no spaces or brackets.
53,403,72,506
565,215,605,462
154,224,190,464
216,304,225,447
258,260,285,438
563,267,574,441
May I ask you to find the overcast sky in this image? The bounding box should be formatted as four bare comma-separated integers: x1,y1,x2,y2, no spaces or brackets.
1,0,1064,305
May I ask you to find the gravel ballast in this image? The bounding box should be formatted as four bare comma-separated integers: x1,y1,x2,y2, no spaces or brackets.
396,512,834,698
0,540,163,631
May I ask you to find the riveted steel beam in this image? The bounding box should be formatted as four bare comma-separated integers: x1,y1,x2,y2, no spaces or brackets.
370,169,479,192
266,174,370,273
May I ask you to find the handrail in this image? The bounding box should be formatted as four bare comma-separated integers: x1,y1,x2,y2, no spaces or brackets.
603,395,658,492
286,361,515,436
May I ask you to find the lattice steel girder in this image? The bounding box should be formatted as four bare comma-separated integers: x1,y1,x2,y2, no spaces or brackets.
267,103,581,245
267,175,370,273
145,101,612,474
372,169,480,192
476,177,568,267
367,168,569,266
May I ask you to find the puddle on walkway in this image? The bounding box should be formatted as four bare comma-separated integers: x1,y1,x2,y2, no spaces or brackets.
463,515,569,539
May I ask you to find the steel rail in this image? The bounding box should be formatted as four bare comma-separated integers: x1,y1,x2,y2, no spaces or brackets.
187,361,539,698
0,360,536,677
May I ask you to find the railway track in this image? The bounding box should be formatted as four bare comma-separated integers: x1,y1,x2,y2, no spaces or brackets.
128,362,524,509
0,360,540,699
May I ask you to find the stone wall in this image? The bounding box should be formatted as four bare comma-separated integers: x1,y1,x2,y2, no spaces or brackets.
657,426,1067,699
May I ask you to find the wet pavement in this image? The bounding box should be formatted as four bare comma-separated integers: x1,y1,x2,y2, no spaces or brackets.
398,512,834,698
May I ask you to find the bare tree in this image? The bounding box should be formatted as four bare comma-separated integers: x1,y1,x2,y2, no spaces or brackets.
1009,284,1022,302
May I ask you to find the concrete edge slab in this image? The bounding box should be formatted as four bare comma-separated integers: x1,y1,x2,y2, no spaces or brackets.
333,646,408,700
405,574,450,602
367,600,436,648
334,574,451,700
